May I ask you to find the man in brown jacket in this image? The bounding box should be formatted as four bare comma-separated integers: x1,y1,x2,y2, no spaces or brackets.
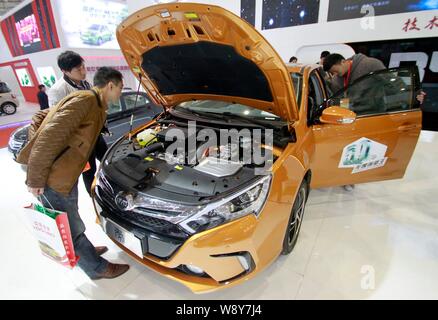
18,67,129,280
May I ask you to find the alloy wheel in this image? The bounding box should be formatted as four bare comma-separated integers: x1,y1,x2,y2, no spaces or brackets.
2,103,16,115
288,187,306,246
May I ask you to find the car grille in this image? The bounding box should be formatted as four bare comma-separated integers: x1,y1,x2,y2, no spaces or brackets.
8,138,24,151
96,175,188,238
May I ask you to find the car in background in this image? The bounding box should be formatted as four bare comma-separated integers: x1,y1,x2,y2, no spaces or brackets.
8,89,163,160
0,82,19,115
105,89,163,144
80,24,113,46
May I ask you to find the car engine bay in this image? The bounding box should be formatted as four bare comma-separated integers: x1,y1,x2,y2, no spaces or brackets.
100,112,293,205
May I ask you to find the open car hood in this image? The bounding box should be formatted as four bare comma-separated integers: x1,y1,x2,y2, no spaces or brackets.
116,3,298,122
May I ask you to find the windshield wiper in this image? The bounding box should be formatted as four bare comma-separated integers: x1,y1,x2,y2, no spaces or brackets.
216,111,282,129
173,108,282,129
196,111,271,127
174,108,257,126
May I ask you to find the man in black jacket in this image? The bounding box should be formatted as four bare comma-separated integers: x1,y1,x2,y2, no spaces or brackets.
37,85,49,110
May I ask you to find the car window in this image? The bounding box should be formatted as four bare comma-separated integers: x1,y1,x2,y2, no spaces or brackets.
108,100,122,115
308,72,325,125
0,82,11,94
327,68,419,117
124,93,149,110
290,73,302,109
309,73,324,107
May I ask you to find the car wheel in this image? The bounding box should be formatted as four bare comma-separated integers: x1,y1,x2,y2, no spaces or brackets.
281,179,309,255
1,103,17,115
98,37,103,45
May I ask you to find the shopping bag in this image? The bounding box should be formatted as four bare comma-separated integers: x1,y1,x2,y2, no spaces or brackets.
24,198,79,268
82,161,91,173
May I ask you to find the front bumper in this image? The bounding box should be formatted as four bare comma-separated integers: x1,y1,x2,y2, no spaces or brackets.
93,196,261,292
91,163,294,294
91,191,279,293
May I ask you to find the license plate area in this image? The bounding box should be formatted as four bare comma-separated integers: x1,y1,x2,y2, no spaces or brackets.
102,217,144,258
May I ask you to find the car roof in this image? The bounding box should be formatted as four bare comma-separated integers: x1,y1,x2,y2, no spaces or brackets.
287,64,322,75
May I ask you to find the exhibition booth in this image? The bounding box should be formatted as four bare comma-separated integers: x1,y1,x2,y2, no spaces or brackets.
0,0,136,103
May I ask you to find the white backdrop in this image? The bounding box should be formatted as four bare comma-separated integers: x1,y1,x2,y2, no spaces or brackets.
126,0,438,63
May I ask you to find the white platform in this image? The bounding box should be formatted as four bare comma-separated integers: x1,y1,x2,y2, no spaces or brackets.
0,131,437,300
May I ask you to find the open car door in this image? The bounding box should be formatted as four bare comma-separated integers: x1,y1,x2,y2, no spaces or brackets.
310,66,422,188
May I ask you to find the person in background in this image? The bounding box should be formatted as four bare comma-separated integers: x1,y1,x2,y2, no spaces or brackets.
318,51,333,85
48,51,109,197
18,67,129,280
48,51,91,106
323,53,387,95
319,51,330,65
289,56,298,63
37,84,49,110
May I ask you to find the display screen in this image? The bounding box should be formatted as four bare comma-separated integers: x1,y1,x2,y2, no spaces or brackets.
241,0,256,27
13,4,42,54
58,0,128,49
15,11,41,52
1,0,60,57
262,0,320,30
15,68,33,87
329,0,438,21
37,67,57,88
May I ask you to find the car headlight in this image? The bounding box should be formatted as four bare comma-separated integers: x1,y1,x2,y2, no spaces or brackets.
179,175,271,234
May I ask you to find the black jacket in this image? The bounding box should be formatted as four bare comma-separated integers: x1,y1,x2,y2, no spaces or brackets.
37,91,49,110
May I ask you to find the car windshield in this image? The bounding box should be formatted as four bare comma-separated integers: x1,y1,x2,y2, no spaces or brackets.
0,82,11,94
176,100,283,121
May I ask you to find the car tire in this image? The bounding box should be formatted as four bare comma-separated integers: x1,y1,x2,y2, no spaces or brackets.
98,37,103,45
1,102,17,115
281,179,309,255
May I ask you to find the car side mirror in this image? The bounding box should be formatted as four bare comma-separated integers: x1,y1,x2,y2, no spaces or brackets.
319,106,356,125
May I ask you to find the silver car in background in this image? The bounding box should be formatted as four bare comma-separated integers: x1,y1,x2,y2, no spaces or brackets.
0,82,19,115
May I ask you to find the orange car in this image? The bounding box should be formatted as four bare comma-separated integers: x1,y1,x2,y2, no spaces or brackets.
91,3,422,293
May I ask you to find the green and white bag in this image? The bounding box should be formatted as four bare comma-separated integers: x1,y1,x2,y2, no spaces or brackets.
24,195,79,268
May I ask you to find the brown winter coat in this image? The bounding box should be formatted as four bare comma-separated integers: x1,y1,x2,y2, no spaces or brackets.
17,88,108,195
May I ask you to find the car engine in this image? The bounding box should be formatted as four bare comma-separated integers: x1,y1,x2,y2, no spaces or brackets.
101,117,282,205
